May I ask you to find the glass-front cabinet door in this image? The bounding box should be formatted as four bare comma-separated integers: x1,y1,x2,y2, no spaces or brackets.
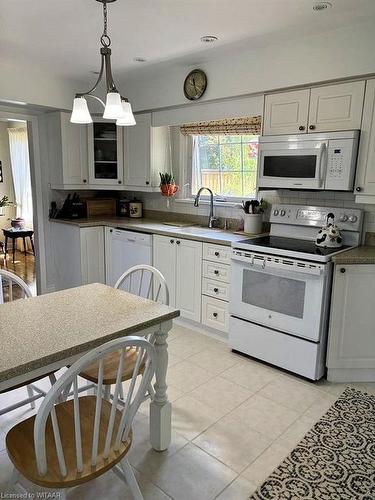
88,121,123,186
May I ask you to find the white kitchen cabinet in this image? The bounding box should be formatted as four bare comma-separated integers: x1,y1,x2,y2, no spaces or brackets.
355,79,375,201
202,295,229,333
48,111,89,188
263,89,310,135
50,222,105,290
153,235,202,322
263,81,365,136
327,264,375,382
88,120,124,187
308,81,365,133
153,234,177,307
80,227,105,285
123,113,170,191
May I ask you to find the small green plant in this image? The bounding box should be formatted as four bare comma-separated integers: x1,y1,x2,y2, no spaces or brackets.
241,198,268,214
159,172,175,185
0,196,14,208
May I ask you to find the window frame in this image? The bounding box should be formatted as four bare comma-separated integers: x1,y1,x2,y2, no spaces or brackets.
185,133,259,202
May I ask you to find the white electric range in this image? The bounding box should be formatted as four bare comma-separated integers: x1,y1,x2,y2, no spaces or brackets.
229,204,363,380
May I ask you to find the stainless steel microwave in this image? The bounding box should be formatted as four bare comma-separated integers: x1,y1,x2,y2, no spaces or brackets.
257,130,359,191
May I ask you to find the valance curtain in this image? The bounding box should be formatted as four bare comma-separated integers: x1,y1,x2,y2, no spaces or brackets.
7,127,33,226
180,116,262,136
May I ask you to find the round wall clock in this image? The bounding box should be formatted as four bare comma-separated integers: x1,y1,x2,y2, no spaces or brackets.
183,69,207,100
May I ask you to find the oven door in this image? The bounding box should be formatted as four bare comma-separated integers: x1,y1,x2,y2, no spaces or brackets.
258,141,327,190
230,251,332,342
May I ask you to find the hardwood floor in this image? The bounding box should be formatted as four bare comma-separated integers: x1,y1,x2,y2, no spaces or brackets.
0,250,36,298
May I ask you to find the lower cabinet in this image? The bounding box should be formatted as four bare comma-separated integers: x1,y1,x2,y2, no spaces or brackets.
201,243,230,333
153,235,202,322
51,222,105,290
327,264,375,381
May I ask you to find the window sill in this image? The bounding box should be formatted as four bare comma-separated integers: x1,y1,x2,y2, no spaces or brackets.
174,198,243,208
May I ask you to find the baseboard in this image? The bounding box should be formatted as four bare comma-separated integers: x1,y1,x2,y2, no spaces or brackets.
327,368,375,383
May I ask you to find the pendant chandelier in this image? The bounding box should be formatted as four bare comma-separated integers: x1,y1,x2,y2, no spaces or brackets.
70,0,135,126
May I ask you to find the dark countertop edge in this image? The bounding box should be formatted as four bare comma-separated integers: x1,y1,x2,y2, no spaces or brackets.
0,309,180,383
49,218,247,246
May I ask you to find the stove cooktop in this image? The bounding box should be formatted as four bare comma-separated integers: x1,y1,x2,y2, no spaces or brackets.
234,235,353,262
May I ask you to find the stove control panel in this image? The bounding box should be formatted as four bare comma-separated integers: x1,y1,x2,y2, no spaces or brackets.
269,204,363,231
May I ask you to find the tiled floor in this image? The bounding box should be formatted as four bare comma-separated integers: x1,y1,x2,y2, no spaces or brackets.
1,322,374,499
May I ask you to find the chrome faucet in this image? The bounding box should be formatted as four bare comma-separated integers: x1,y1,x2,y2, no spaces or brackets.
194,187,217,228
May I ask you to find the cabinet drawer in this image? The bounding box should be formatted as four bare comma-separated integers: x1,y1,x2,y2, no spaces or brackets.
202,278,230,302
203,260,231,283
203,243,231,264
202,296,229,333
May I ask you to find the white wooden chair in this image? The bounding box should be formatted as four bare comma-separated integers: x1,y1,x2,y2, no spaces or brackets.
79,265,169,401
0,269,57,416
6,336,155,500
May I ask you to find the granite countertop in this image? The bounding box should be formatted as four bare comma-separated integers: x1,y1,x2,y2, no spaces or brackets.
332,246,375,265
0,283,179,383
50,217,256,246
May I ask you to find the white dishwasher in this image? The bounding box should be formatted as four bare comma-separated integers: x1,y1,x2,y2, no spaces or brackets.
105,227,152,288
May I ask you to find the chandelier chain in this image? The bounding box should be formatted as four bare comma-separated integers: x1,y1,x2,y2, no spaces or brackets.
101,2,111,47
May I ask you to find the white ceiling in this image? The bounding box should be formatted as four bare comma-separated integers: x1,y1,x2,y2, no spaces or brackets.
1,0,375,81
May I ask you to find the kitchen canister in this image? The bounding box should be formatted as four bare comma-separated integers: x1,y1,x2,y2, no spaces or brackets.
129,200,143,218
243,213,263,234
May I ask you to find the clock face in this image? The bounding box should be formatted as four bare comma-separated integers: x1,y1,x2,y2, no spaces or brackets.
183,69,207,100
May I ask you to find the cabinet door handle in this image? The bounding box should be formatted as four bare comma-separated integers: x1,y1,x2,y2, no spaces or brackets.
309,124,316,130
83,179,87,183
340,268,346,273
356,187,362,192
214,270,219,275
214,251,220,257
118,180,122,184
213,287,219,293
213,312,218,318
170,239,174,244
298,125,305,131
176,240,181,245
146,181,150,185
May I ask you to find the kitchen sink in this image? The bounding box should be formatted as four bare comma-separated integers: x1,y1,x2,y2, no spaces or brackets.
178,226,224,234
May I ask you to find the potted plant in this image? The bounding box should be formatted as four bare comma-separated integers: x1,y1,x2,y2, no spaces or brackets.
241,198,268,234
159,172,179,198
0,196,14,216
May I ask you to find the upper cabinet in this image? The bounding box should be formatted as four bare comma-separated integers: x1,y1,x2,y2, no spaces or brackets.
355,79,375,202
263,81,365,136
88,120,124,187
49,111,89,188
123,113,170,191
263,89,310,135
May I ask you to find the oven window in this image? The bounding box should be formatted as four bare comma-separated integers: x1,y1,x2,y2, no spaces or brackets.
242,270,306,318
263,155,317,178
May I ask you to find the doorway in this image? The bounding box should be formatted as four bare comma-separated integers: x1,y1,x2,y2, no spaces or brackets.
0,118,36,295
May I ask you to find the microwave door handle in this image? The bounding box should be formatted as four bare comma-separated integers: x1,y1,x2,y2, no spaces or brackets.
317,143,327,188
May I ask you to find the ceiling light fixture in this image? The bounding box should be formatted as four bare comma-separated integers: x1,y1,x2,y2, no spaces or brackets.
312,2,332,11
71,0,135,126
200,35,218,43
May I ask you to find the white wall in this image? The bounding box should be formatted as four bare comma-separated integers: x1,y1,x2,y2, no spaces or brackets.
122,18,375,112
0,58,84,110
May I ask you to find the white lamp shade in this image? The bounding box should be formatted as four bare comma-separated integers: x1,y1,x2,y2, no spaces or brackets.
70,97,92,124
103,92,124,119
116,101,136,126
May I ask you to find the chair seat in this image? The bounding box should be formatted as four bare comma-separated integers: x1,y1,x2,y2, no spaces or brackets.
6,396,132,488
79,347,145,385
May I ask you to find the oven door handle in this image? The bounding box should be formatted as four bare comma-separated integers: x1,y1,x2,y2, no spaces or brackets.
231,254,324,276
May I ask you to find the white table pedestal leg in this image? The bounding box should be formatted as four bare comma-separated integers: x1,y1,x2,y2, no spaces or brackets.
150,321,172,451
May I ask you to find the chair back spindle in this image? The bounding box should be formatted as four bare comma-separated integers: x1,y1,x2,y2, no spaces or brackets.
0,269,32,304
114,264,169,306
33,337,155,478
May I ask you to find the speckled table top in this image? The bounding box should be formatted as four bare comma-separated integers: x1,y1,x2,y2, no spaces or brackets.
0,283,179,384
332,246,375,265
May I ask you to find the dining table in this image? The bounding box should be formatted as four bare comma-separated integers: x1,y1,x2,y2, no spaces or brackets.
0,283,180,451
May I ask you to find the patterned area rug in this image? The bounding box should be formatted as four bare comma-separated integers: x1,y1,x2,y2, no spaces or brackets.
250,387,375,499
